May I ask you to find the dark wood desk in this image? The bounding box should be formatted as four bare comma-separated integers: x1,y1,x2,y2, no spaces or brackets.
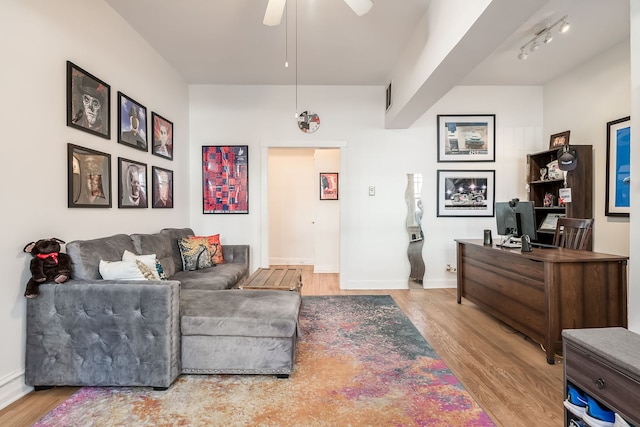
455,239,628,364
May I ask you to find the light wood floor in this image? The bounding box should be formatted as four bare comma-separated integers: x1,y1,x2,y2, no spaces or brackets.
0,266,563,426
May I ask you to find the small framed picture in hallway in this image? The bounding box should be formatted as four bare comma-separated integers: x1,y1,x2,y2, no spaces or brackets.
320,173,339,200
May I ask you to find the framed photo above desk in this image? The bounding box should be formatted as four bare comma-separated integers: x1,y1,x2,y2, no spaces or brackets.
436,170,495,217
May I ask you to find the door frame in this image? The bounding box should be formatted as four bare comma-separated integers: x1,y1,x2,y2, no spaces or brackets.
259,140,347,272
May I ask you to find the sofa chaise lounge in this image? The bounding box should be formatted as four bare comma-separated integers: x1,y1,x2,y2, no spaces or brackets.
25,228,301,390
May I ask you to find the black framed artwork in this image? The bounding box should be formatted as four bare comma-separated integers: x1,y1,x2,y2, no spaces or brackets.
67,143,112,208
436,170,495,217
437,114,496,162
320,172,339,200
605,116,630,217
118,157,148,208
67,61,111,139
151,112,173,160
202,145,249,214
152,166,173,208
118,92,148,152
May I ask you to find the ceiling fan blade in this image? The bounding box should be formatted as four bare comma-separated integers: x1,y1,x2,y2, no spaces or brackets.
343,0,373,16
263,0,287,26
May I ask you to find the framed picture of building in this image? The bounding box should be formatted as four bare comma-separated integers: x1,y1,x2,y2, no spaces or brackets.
202,145,248,214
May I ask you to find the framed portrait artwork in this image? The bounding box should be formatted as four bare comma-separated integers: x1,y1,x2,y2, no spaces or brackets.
436,170,495,217
202,145,249,214
118,92,148,152
437,114,495,162
152,166,173,208
320,172,339,200
549,130,570,149
151,112,173,160
66,61,111,139
118,158,148,208
67,144,112,208
605,116,630,217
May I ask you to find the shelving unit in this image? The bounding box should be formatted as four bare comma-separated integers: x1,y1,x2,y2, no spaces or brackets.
527,145,593,246
563,328,639,427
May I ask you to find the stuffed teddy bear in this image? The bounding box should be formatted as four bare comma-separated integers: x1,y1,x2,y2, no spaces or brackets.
23,238,71,298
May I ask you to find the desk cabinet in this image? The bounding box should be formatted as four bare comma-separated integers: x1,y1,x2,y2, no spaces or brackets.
456,239,627,364
563,328,640,426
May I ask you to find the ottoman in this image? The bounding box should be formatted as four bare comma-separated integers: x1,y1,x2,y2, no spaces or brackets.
179,289,302,377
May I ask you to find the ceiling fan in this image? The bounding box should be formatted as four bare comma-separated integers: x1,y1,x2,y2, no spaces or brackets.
263,0,373,26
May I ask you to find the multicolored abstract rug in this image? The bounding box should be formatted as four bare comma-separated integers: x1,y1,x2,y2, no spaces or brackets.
34,295,494,426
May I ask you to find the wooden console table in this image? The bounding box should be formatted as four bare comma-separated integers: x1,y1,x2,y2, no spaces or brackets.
455,239,628,364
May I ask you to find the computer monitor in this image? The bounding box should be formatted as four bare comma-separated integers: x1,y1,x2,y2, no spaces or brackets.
495,199,537,241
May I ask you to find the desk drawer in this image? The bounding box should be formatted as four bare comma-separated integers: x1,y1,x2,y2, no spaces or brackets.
565,343,640,423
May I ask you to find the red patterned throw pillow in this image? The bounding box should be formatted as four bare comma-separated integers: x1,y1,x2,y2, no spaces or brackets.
195,234,224,265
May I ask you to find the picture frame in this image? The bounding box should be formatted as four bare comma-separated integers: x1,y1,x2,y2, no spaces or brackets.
118,157,148,208
118,92,148,151
436,170,495,217
202,145,249,214
151,112,173,160
605,116,630,217
67,144,112,208
67,61,111,139
437,114,495,162
152,166,173,208
549,130,570,149
320,172,339,200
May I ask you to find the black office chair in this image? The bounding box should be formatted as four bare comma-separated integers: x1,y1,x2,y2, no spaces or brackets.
552,218,594,250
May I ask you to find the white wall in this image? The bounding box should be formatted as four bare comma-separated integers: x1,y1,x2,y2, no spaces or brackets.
0,0,189,407
189,84,543,289
544,41,631,257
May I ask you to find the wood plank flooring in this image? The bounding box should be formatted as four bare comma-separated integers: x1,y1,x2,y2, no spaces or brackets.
0,266,563,426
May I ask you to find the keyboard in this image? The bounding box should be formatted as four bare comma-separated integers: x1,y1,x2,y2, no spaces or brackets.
530,242,559,249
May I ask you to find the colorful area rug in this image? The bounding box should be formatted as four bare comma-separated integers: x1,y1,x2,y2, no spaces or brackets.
34,295,494,426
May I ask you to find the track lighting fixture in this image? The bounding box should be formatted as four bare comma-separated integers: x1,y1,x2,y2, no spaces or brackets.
517,15,570,60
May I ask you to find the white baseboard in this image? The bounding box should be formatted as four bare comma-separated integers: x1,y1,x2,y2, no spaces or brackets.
0,370,31,411
313,264,338,273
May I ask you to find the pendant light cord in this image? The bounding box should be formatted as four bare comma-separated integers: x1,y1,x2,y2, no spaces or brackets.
295,0,298,117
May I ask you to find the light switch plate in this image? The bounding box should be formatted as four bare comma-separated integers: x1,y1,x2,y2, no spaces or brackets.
369,186,375,196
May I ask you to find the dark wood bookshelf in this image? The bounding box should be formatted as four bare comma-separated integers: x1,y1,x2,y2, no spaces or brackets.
527,145,593,247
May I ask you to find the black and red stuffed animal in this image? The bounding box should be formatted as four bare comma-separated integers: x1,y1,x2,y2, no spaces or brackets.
23,238,71,298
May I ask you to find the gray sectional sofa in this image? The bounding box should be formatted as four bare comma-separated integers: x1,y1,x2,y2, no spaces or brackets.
25,228,301,390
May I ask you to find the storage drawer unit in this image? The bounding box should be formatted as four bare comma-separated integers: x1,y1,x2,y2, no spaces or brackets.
563,328,640,426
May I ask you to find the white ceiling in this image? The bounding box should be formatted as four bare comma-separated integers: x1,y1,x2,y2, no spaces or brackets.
104,0,629,87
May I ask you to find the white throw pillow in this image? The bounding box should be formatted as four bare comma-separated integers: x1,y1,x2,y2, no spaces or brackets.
99,260,146,280
122,250,160,279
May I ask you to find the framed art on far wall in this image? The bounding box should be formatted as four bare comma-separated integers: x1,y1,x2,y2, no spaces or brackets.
437,114,495,162
151,112,173,160
67,144,112,208
605,116,630,217
67,61,111,139
152,166,173,208
202,145,248,214
436,170,495,217
118,92,148,152
320,173,339,200
118,157,148,208
549,130,570,149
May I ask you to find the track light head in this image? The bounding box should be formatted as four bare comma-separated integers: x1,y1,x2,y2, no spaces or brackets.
516,15,569,60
